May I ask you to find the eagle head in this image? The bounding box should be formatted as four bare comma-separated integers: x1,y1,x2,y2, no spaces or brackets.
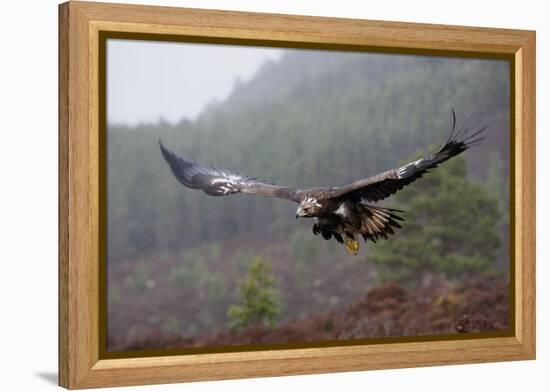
296,197,322,219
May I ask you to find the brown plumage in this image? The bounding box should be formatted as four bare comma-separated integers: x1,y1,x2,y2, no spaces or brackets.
159,110,484,254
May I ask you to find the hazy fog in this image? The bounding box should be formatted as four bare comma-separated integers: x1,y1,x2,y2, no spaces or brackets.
107,39,283,125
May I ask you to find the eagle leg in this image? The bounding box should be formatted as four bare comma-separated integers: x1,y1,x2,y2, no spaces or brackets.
343,235,360,255
312,223,320,235
321,230,332,240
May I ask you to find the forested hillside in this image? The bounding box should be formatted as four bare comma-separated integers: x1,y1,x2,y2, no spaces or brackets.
106,49,510,350
108,50,509,261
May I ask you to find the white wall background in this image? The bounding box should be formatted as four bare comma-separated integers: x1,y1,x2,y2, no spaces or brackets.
0,0,546,389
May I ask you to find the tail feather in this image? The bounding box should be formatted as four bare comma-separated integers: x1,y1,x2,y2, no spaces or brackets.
358,204,404,243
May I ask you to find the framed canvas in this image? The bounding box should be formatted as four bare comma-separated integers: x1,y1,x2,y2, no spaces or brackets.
58,1,536,389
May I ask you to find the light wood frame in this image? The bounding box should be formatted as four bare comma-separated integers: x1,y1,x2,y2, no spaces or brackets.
59,1,536,389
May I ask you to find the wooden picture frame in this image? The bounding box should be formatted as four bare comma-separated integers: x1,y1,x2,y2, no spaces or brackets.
58,1,536,388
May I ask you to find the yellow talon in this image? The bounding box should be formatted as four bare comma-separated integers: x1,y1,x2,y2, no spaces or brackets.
344,237,360,255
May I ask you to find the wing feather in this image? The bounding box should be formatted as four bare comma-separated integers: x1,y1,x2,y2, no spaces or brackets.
327,111,486,202
159,141,299,202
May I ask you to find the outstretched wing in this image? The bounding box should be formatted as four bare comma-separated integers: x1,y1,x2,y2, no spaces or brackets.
326,111,486,203
159,141,299,202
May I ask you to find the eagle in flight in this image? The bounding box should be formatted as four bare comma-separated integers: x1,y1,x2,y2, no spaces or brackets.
159,111,484,255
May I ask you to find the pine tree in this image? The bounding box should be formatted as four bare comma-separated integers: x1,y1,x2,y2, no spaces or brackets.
370,155,502,284
486,151,509,227
228,256,280,331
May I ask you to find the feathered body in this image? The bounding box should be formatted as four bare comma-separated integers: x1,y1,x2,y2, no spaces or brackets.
159,110,484,254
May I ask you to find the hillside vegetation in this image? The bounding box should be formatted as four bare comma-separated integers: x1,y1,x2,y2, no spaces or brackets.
107,49,510,350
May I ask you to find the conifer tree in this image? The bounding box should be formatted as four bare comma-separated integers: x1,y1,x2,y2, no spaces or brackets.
228,256,280,330
370,155,501,284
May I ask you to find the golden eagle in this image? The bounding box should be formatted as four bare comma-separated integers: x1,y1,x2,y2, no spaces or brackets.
159,112,484,255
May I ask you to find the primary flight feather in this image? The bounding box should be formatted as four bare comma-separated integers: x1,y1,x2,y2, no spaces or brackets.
159,110,485,255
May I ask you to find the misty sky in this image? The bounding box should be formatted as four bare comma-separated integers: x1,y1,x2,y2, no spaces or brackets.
107,39,283,126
